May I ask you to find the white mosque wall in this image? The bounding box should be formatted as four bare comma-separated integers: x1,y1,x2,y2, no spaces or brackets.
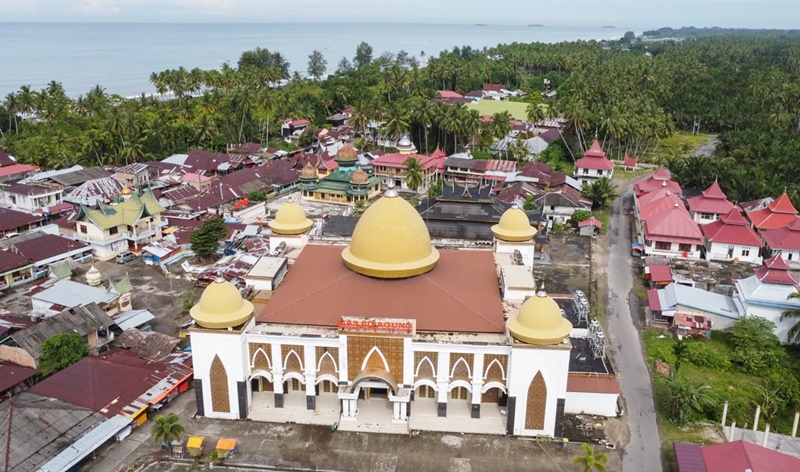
190,324,251,420
508,345,570,437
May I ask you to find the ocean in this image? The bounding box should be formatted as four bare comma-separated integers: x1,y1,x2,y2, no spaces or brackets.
0,23,625,98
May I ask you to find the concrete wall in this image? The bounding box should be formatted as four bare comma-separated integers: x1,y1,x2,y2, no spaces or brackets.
565,391,618,417
0,345,36,368
706,242,762,264
508,346,570,437
644,240,703,260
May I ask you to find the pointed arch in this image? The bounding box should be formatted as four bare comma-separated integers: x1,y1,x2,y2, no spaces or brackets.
362,346,390,372
525,371,547,430
484,358,506,383
450,357,471,380
284,350,303,374
415,356,436,379
251,348,272,371
317,351,338,376
210,355,230,413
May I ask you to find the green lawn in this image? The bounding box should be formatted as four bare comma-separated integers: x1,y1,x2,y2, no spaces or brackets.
466,100,530,120
641,131,716,163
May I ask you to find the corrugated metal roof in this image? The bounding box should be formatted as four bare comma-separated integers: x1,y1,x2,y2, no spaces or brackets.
114,309,155,330
37,415,131,472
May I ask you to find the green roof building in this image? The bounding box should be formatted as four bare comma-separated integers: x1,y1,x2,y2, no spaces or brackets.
299,146,381,204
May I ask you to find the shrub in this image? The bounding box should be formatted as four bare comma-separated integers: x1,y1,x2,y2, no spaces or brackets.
570,209,591,225
728,317,786,374
684,341,731,371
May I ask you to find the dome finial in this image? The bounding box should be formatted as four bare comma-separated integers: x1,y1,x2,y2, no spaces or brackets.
215,270,224,283
385,179,398,198
537,282,546,297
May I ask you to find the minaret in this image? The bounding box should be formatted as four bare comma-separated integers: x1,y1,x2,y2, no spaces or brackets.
492,207,537,269
268,202,314,249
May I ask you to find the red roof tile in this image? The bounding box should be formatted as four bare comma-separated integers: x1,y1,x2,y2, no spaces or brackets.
258,245,505,333
575,140,614,171
687,182,736,215
754,254,798,285
0,362,38,392
634,167,682,197
578,217,603,228
639,192,684,221
483,84,505,92
701,440,800,472
643,207,704,245
747,193,799,230
0,251,32,273
623,155,638,166
674,442,707,472
0,207,44,232
437,90,463,99
761,219,800,250
371,153,439,170
648,265,673,283
566,374,620,394
768,193,797,214
701,212,763,247
647,289,662,311
11,234,90,263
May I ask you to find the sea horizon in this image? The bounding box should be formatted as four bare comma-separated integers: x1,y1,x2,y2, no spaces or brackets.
0,22,631,98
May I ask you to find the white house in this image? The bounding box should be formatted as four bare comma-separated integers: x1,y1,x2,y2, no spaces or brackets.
573,140,614,185
686,182,736,224
761,219,800,268
733,255,800,344
701,208,763,264
0,183,64,213
535,191,592,226
647,283,742,330
642,206,705,260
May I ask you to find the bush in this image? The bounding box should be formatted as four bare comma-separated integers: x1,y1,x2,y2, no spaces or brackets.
728,317,786,374
39,333,88,376
684,342,731,371
248,190,268,202
570,209,591,225
644,331,677,366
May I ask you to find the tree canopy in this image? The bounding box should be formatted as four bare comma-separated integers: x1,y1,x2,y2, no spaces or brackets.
39,333,88,376
190,217,227,259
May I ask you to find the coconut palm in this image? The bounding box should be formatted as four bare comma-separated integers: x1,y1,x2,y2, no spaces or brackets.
150,413,185,455
584,177,618,209
780,292,800,343
403,156,425,192
572,443,609,472
662,374,716,424
3,93,19,133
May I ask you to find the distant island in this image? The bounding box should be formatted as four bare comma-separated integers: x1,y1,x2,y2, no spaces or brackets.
474,24,489,27
528,24,545,27
602,26,615,29
643,26,800,39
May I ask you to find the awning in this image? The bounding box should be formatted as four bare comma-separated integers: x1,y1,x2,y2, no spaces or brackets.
216,438,237,451
187,436,204,449
38,415,132,472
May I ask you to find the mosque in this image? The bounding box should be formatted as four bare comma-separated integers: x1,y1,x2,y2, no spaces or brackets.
188,186,618,437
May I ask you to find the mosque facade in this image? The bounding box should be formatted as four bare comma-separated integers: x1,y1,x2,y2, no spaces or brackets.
188,189,616,437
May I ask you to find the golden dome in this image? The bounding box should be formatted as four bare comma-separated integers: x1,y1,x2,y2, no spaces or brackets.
342,190,439,278
269,202,313,235
337,144,358,161
507,289,572,345
492,208,536,242
121,187,133,195
190,278,254,329
300,162,317,179
351,167,369,185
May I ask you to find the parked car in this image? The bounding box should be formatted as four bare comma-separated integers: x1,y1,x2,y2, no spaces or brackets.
116,252,136,264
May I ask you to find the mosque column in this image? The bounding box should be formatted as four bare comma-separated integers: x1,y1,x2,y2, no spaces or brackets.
436,353,451,418
271,344,284,408
304,347,317,410
471,354,485,419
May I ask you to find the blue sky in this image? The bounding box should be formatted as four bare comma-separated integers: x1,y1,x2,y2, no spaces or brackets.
0,0,796,28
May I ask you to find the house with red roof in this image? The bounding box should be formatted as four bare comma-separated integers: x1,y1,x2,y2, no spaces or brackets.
643,206,705,259
746,193,799,231
622,155,638,170
370,136,443,192
437,90,463,99
633,166,682,199
281,118,310,142
687,181,736,224
702,208,763,264
0,147,36,182
573,140,614,185
674,439,800,472
733,254,800,343
761,219,800,267
636,187,684,221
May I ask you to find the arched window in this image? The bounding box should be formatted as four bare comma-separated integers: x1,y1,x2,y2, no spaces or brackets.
210,355,230,413
525,371,547,430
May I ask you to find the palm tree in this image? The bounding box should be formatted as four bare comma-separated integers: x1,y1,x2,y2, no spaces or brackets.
403,156,425,192
150,413,185,455
3,93,19,133
662,374,716,424
780,292,800,343
412,98,434,153
384,104,410,141
585,177,618,209
572,443,609,472
673,339,689,373
489,111,512,141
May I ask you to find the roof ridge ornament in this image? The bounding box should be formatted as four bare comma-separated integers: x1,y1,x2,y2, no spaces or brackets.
385,180,398,198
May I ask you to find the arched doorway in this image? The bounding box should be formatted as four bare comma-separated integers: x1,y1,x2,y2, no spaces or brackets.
525,372,547,431
350,368,398,424
210,355,230,413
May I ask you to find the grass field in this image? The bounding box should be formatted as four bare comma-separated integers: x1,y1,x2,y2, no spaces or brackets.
466,100,530,120
641,132,716,163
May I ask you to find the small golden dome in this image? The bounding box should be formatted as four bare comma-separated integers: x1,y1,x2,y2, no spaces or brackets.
507,289,573,345
269,202,313,235
337,144,357,161
492,208,536,242
351,167,369,185
190,278,254,329
121,187,133,195
342,191,439,278
300,162,316,179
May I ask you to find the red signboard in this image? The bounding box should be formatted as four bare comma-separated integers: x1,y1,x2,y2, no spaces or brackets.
338,317,415,335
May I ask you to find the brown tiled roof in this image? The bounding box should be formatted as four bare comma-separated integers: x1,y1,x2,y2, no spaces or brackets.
0,207,44,232
11,233,90,263
0,250,31,273
0,362,38,392
258,245,505,333
566,374,620,394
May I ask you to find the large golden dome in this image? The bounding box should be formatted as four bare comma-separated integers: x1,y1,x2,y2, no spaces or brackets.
269,202,313,235
190,278,254,329
351,167,369,185
341,190,439,278
337,144,358,161
507,289,572,345
492,208,536,242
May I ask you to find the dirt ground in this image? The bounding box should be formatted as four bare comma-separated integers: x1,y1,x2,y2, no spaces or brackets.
0,258,196,335
534,234,592,294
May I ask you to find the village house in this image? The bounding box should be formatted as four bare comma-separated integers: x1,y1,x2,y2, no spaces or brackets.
0,207,44,238
63,176,125,206
0,232,93,274
642,206,705,259
761,219,800,267
281,118,310,141
633,166,682,199
733,254,800,343
573,140,614,185
443,156,517,185
746,193,799,231
0,361,38,400
701,208,763,264
647,282,741,329
535,191,592,226
24,274,130,318
180,172,213,192
370,136,445,192
686,181,736,224
0,251,35,292
114,163,150,188
0,147,36,182
0,182,64,214
674,440,800,472
69,190,165,259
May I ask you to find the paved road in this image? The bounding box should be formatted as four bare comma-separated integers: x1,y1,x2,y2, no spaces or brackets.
605,189,663,472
